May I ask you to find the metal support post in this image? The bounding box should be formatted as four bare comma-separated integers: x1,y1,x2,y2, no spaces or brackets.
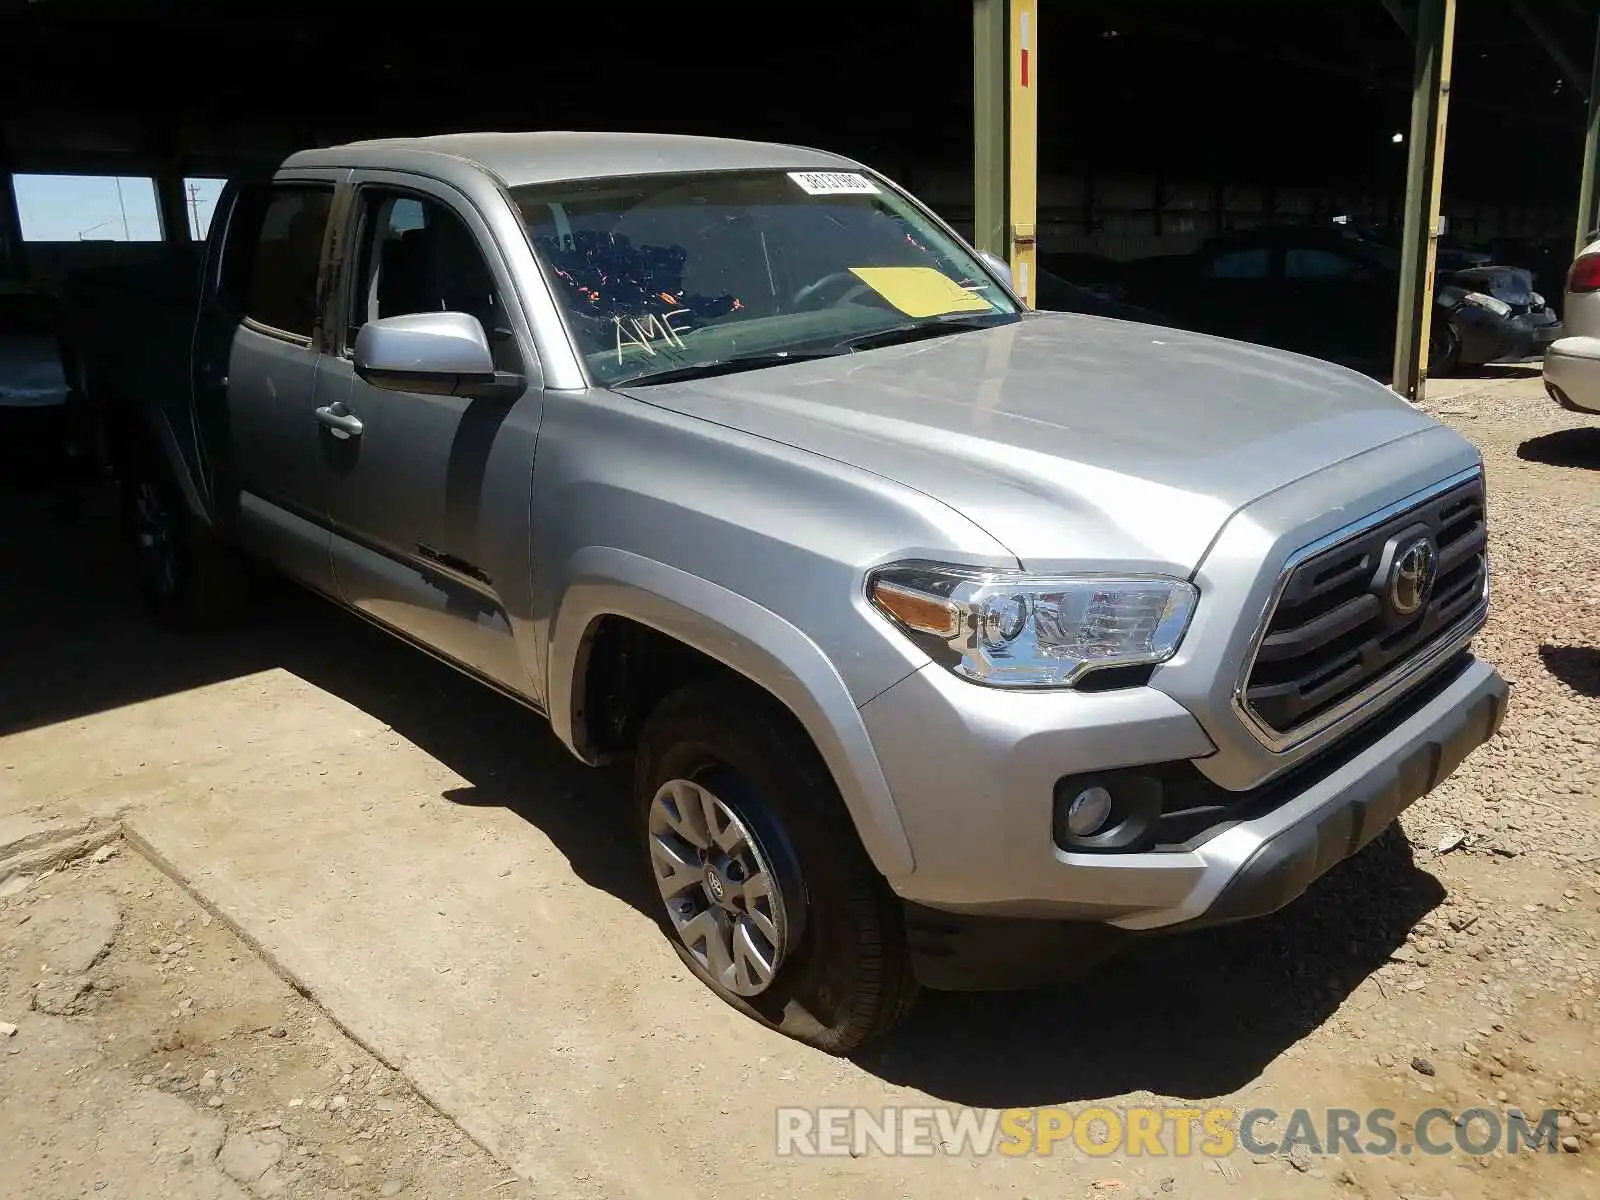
0,129,28,283
1007,0,1038,307
973,0,1006,260
1391,0,1456,404
973,0,1037,306
1577,18,1600,257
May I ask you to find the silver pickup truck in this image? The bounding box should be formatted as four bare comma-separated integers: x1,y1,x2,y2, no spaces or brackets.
64,132,1509,1053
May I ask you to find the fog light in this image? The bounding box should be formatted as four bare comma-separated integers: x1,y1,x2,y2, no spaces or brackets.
1066,786,1114,837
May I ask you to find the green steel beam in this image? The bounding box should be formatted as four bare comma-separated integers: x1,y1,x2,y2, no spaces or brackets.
973,0,1007,259
1578,18,1600,257
1391,0,1455,404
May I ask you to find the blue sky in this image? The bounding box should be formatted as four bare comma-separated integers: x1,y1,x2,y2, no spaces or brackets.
11,174,226,242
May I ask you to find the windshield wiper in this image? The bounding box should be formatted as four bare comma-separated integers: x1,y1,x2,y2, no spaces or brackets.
831,315,1008,353
619,350,845,387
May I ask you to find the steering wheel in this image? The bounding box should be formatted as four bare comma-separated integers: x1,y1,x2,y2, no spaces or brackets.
790,270,877,312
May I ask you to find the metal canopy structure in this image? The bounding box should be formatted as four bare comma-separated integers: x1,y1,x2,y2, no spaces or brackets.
968,0,1597,401
3,0,1598,400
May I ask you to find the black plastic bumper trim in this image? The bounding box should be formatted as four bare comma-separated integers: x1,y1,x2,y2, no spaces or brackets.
1181,664,1507,931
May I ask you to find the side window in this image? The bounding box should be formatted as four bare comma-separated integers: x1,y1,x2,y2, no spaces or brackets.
1203,247,1270,280
349,190,521,373
1284,248,1357,281
219,184,333,338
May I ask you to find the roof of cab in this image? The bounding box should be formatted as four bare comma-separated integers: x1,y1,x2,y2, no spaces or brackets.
282,131,861,187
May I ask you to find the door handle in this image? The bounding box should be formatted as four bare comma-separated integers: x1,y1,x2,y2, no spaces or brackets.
315,405,364,439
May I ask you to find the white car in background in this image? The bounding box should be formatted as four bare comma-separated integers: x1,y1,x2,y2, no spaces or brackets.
1544,235,1600,414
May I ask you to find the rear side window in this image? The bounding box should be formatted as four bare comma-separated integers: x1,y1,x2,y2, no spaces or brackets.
1284,248,1357,281
218,184,333,338
1204,247,1270,280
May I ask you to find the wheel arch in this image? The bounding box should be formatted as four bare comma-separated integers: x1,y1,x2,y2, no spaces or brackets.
547,546,916,882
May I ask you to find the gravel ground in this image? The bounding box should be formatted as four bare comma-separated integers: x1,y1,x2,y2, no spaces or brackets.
1411,367,1600,867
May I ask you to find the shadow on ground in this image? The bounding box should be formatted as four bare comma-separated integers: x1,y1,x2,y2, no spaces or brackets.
0,483,1444,1107
1518,427,1600,469
865,825,1440,1105
1540,644,1600,699
1468,363,1543,380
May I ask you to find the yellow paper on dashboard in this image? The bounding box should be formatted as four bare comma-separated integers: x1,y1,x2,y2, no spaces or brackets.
848,267,993,319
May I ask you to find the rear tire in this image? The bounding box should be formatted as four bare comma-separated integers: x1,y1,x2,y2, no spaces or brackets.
118,439,251,631
635,681,918,1054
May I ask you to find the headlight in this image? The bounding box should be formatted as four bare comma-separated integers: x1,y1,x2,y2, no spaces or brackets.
1461,291,1512,318
1530,291,1546,308
868,562,1197,688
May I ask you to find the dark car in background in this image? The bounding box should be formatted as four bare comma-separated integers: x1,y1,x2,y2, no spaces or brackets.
1033,254,1171,325
1112,227,1561,376
0,282,72,489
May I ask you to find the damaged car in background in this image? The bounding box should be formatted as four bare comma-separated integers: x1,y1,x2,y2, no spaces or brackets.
1432,262,1562,375
1111,227,1561,377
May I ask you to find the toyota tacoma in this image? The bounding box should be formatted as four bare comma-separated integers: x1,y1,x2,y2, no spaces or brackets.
60,132,1509,1053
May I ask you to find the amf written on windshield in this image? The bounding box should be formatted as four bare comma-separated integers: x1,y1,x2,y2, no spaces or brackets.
612,266,993,360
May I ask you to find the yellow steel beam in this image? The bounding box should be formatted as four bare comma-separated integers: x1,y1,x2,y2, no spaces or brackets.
974,0,1038,306
1008,0,1038,307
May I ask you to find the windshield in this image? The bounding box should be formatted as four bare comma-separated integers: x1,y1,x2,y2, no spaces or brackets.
510,169,1019,386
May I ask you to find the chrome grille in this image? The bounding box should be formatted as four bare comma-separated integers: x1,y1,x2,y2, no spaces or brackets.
1240,474,1488,740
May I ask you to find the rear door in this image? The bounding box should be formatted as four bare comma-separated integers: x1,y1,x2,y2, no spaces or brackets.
315,173,542,695
194,175,344,592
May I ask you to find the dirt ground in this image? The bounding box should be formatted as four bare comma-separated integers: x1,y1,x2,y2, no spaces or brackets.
0,847,536,1200
2,365,1599,1200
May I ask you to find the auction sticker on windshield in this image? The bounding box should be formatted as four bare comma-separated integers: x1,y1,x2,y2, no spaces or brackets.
787,171,880,195
848,267,993,319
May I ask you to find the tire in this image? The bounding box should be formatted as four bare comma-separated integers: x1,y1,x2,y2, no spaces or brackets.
1428,316,1462,377
118,438,251,631
635,681,918,1054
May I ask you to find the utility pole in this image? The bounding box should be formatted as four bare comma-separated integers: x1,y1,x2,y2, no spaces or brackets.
1391,0,1456,405
114,176,130,241
187,182,201,239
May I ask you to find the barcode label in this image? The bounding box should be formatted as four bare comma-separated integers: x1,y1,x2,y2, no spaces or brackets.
788,171,879,195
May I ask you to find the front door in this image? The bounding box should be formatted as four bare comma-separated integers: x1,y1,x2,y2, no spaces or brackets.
316,175,542,695
193,177,341,593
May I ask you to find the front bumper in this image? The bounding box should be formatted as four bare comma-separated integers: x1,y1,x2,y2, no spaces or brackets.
1544,335,1600,414
865,653,1508,988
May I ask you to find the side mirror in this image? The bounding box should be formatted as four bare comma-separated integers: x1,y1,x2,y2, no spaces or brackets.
353,312,522,400
978,251,1013,288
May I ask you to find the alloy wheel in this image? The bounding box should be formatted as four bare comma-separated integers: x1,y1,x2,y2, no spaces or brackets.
647,776,792,997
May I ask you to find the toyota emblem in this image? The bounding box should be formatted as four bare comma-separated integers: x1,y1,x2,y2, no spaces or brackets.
1388,537,1436,617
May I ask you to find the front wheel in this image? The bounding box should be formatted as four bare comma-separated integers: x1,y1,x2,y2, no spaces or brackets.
635,681,917,1054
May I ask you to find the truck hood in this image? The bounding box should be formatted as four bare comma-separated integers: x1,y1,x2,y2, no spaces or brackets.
614,311,1438,574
